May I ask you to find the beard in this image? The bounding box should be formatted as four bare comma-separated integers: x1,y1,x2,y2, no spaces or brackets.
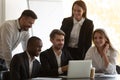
22,27,29,31
54,45,63,50
21,25,31,31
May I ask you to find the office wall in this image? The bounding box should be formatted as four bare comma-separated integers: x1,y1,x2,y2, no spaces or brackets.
0,0,5,25
29,0,76,51
0,0,28,23
0,0,28,24
29,0,64,50
5,0,28,20
0,0,2,24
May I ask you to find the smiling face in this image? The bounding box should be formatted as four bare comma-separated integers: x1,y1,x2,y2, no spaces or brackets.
31,39,43,57
20,16,35,31
93,32,107,48
73,4,84,21
27,39,43,57
51,34,64,50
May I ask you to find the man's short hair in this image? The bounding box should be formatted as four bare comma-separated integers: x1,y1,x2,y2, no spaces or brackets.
50,29,65,39
27,36,41,47
20,9,37,19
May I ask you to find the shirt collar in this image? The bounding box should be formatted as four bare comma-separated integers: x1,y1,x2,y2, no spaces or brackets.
16,19,21,30
73,17,85,25
53,50,62,57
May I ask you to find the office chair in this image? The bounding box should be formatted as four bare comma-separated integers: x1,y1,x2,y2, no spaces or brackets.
116,65,120,74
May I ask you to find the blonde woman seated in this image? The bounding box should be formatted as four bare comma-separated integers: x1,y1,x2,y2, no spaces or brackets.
85,29,118,74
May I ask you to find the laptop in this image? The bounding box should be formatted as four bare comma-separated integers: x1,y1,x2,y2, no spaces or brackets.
64,60,92,78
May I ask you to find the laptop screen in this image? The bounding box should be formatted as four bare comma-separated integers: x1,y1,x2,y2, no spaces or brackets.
67,60,92,78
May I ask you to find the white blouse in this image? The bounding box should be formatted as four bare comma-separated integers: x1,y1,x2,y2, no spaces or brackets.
85,46,117,74
68,18,85,48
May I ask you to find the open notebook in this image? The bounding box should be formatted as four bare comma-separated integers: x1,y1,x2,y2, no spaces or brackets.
61,60,92,78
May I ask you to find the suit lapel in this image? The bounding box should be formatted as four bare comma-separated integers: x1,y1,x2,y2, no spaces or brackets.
61,52,64,66
31,60,35,77
68,18,74,36
49,48,58,68
23,52,29,77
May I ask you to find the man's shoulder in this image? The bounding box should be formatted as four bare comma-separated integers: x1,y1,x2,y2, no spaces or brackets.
41,48,52,55
0,20,17,30
40,47,56,58
3,20,16,25
12,52,25,59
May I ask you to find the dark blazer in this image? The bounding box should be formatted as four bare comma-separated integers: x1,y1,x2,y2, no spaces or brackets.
60,17,94,60
10,51,41,80
40,47,72,77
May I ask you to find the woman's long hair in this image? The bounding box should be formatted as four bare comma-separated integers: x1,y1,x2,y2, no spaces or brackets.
71,0,87,18
92,29,115,51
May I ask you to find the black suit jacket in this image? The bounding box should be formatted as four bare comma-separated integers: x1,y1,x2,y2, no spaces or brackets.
60,17,94,59
40,47,72,77
10,52,41,80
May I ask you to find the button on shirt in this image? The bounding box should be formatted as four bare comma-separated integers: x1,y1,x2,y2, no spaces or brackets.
0,19,29,68
68,18,85,48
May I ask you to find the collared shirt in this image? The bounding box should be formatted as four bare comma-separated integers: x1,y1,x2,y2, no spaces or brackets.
53,50,63,74
26,51,35,77
0,19,29,68
68,17,85,48
85,46,117,74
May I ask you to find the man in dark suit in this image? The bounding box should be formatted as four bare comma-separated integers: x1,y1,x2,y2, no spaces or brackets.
10,36,43,80
40,29,72,77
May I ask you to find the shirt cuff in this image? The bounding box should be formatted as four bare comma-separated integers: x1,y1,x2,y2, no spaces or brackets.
58,67,63,74
106,63,116,74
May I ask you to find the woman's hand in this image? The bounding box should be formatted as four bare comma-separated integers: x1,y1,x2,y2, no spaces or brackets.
103,43,109,55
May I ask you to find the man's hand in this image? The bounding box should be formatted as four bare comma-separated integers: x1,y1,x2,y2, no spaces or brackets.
61,65,68,72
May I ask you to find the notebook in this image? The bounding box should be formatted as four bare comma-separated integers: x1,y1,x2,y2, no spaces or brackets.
65,60,92,78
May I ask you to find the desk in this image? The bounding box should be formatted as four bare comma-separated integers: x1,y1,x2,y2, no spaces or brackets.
62,77,120,80
29,75,120,80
